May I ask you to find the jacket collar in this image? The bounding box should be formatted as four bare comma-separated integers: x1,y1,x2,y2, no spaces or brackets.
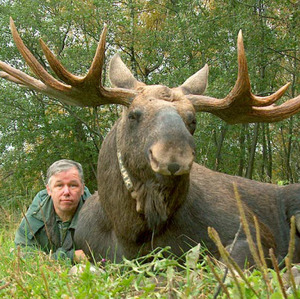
33,194,85,229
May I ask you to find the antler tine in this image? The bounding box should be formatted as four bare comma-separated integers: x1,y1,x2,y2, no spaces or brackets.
0,60,90,105
251,95,300,123
9,17,70,93
0,18,135,107
85,24,107,86
0,60,51,92
188,30,300,124
234,30,290,107
222,30,289,108
232,30,251,99
0,70,26,85
39,25,108,88
39,38,83,86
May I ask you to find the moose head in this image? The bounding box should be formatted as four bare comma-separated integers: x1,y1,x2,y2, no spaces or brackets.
1,18,300,267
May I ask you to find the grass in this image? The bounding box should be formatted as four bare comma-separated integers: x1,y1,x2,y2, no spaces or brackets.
1,200,300,298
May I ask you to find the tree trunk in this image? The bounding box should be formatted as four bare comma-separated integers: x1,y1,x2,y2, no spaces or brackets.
266,124,272,182
260,123,272,182
246,123,259,179
238,124,246,177
214,124,228,171
260,123,267,181
280,117,294,183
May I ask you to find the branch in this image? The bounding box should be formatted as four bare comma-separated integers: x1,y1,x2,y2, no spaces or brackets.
58,21,72,56
267,47,300,63
58,101,103,139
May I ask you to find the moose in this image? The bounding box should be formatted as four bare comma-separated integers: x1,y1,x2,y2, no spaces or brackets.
1,18,300,268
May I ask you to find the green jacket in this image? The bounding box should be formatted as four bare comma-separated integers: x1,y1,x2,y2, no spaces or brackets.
15,187,91,263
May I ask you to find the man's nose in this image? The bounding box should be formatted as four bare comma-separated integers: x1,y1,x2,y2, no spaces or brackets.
62,185,70,195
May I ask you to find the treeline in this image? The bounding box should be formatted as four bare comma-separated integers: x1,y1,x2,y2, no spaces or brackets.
0,0,299,205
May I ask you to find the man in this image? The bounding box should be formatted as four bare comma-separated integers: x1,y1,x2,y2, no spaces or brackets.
15,159,91,263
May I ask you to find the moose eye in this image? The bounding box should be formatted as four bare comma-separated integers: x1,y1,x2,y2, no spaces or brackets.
186,113,197,134
128,109,143,122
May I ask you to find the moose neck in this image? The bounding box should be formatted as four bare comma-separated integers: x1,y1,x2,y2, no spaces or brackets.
142,174,190,233
97,118,191,244
115,121,190,235
116,121,134,193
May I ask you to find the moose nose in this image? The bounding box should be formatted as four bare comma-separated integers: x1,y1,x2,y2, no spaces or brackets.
168,163,180,175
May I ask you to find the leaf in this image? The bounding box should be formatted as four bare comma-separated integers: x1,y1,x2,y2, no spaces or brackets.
185,243,201,269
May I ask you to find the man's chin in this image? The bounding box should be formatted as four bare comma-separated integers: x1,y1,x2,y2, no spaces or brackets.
59,202,77,212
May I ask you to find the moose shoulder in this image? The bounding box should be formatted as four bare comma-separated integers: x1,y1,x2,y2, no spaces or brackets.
1,19,300,268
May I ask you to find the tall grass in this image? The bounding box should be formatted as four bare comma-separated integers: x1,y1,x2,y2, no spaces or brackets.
1,195,300,298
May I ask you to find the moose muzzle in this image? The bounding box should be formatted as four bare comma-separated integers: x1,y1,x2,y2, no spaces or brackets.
147,109,196,176
149,143,195,176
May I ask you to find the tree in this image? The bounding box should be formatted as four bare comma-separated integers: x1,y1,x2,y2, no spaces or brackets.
0,0,298,206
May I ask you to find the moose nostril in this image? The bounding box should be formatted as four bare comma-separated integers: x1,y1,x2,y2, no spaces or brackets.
168,163,180,175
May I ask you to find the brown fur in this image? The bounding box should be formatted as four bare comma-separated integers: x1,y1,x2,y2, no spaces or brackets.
75,86,300,268
2,23,299,268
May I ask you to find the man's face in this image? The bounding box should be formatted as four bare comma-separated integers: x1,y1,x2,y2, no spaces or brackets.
46,167,84,221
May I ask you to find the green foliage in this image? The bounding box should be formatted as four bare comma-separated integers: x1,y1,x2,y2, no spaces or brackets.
0,2,299,297
1,218,300,298
0,0,299,203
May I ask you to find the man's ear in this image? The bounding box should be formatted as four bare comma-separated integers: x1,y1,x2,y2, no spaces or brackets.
46,184,51,196
81,184,85,195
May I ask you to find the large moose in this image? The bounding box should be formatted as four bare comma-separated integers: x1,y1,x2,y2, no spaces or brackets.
1,19,300,268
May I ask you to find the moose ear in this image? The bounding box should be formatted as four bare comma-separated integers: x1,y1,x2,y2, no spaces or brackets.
179,64,209,95
109,54,139,89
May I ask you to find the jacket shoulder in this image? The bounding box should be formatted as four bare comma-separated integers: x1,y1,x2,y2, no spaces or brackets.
17,189,50,239
27,189,49,214
82,186,92,201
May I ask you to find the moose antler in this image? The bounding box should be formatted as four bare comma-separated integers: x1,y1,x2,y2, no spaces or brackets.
1,20,299,123
0,18,135,107
187,31,300,124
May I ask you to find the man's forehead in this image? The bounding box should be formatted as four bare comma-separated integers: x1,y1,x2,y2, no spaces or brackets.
53,178,80,183
51,168,81,181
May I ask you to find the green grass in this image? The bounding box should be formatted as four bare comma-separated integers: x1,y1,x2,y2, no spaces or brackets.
1,207,300,298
